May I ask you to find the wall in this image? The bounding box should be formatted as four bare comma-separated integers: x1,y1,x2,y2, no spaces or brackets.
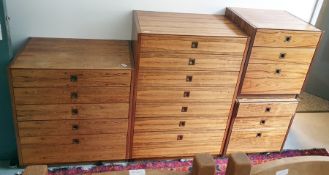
305,0,329,100
1,0,319,161
6,0,318,52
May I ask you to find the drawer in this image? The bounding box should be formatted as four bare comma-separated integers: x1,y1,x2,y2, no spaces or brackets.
226,130,286,153
134,116,228,132
140,35,247,54
232,116,292,131
139,53,243,71
132,131,224,158
241,63,310,94
249,47,315,65
138,71,239,87
254,29,321,48
14,87,130,105
20,134,126,164
137,87,235,103
18,119,128,137
11,69,131,88
136,102,232,118
16,103,129,121
237,101,298,117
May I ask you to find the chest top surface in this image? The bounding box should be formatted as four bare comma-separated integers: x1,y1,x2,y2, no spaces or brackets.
134,11,247,38
227,7,320,32
10,38,132,70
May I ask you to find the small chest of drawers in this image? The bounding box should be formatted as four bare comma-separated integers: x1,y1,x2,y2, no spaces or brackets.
9,38,133,165
132,11,249,158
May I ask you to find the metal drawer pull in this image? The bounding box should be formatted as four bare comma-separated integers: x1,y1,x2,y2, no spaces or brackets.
72,139,80,144
260,120,266,125
177,135,184,140
191,41,198,48
183,91,190,97
275,69,281,74
71,92,78,99
188,58,196,65
265,107,271,112
72,124,79,130
256,133,262,138
279,53,286,59
71,108,79,115
284,36,292,42
179,121,186,127
186,75,193,82
70,75,78,82
181,106,188,112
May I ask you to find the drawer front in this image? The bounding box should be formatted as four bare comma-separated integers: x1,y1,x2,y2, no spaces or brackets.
140,35,247,54
136,102,232,118
138,71,239,87
226,130,286,153
134,117,228,132
20,134,126,164
137,87,235,103
249,47,315,65
254,29,321,48
11,69,131,88
18,119,128,137
232,116,292,131
132,131,224,158
139,53,243,71
16,103,129,121
241,63,309,94
14,87,130,104
237,101,298,118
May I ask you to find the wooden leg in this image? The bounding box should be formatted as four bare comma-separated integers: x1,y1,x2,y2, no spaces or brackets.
192,153,216,175
225,153,251,175
23,165,48,175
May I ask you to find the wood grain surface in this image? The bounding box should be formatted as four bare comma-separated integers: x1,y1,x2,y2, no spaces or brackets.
237,101,298,117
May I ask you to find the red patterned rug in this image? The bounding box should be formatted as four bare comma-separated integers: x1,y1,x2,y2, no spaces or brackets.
48,149,329,175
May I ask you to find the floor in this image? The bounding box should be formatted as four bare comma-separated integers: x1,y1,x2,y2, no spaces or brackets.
1,93,329,175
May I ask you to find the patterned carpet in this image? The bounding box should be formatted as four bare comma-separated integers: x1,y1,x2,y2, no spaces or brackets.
48,148,329,175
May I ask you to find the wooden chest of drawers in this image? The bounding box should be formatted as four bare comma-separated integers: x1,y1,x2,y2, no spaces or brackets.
225,7,322,154
131,11,249,158
9,38,133,165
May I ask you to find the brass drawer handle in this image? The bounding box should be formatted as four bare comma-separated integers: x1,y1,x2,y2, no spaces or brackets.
191,41,198,48
177,135,184,140
284,36,292,42
72,124,79,130
183,91,190,97
72,139,80,144
279,53,286,59
260,120,266,125
181,106,188,112
71,108,79,116
70,75,78,82
186,75,193,82
256,133,262,138
265,107,271,112
71,92,78,100
179,121,186,127
188,58,196,65
275,69,281,74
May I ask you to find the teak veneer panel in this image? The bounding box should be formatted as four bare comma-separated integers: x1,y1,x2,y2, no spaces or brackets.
16,103,129,121
232,116,292,131
11,69,131,87
136,102,232,118
11,38,132,70
18,119,128,137
237,101,298,117
20,134,126,164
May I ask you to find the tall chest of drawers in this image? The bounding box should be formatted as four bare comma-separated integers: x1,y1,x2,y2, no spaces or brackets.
9,38,133,165
131,11,249,158
225,8,322,153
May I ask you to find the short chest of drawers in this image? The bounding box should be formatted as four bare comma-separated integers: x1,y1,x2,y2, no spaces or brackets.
225,7,322,153
9,38,133,165
131,11,249,158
